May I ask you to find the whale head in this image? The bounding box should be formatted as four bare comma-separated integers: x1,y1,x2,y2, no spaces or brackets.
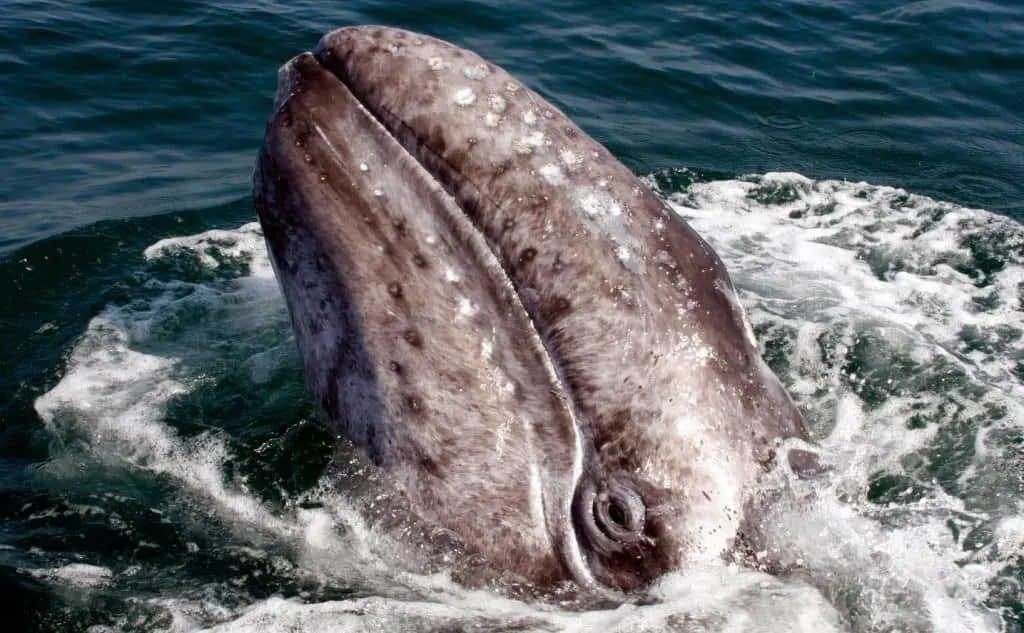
253,26,812,594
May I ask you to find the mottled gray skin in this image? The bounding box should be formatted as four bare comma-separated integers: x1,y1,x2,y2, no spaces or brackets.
254,26,812,594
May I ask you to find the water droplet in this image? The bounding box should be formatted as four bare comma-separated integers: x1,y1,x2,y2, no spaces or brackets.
373,188,384,197
318,173,327,182
359,162,369,172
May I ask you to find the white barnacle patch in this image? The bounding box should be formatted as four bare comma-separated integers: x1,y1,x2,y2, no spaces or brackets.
654,249,678,269
576,189,647,274
484,112,502,128
444,267,461,283
615,245,634,267
481,336,494,361
457,297,479,319
513,130,546,155
428,56,449,71
539,163,565,185
487,94,507,114
580,191,623,220
505,81,521,94
359,162,369,172
453,87,477,107
521,109,538,125
462,63,490,80
372,188,384,198
559,149,582,169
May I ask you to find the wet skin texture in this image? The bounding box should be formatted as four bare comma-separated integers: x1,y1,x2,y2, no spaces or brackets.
254,25,812,594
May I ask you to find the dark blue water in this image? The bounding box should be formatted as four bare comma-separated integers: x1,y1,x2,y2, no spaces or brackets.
2,1,1020,255
2,2,1022,632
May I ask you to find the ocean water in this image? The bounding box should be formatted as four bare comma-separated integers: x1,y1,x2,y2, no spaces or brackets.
1,1,1022,632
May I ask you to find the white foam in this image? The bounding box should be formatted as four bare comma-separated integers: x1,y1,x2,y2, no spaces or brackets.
28,563,113,589
36,223,296,537
193,564,841,633
650,171,1022,631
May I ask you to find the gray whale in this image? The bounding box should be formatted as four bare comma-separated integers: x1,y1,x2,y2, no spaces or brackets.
253,25,812,594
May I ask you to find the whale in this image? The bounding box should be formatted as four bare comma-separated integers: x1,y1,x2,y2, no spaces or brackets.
253,25,813,594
